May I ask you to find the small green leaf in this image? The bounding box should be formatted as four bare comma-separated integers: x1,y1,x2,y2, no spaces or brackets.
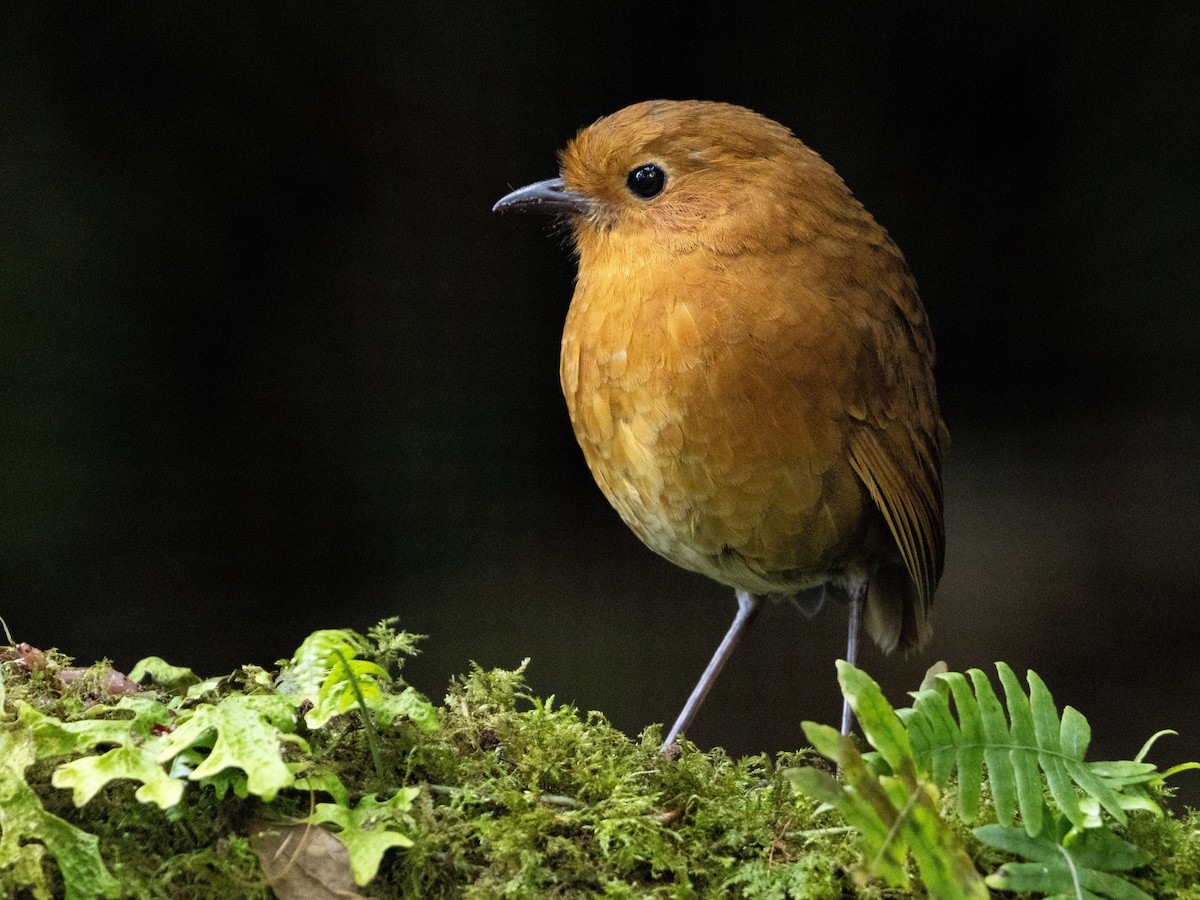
1065,759,1127,826
373,686,439,732
1162,761,1200,779
910,684,959,786
836,660,912,776
128,656,200,690
1028,670,1088,829
305,788,420,885
52,744,185,809
158,694,298,801
294,771,352,806
1064,826,1153,872
20,703,150,758
1133,729,1175,762
1089,760,1159,783
0,729,122,900
785,766,842,808
800,721,845,766
284,628,371,702
1061,704,1091,760
986,861,1150,899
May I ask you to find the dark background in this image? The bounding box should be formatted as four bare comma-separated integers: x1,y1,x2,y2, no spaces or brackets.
3,4,1198,801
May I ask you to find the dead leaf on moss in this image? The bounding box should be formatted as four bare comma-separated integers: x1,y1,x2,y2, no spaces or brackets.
250,820,363,899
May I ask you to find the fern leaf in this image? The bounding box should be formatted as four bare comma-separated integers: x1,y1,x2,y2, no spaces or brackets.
969,668,1017,824
899,662,1156,835
975,815,1153,900
899,676,957,785
281,628,372,709
995,662,1047,835
800,663,1195,900
942,672,986,820
790,663,990,898
1030,670,1092,827
840,662,915,779
791,728,910,887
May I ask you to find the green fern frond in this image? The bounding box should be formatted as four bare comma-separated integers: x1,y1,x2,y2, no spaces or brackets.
279,628,373,723
791,662,1198,897
277,627,437,734
892,662,1165,835
789,662,990,898
975,812,1154,900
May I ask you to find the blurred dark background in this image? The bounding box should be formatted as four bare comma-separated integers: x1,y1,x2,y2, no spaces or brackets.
3,4,1198,800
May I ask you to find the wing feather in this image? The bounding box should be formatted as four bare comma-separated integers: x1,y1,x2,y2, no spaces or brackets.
848,420,945,646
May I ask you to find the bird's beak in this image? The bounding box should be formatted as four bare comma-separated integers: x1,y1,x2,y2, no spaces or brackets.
493,178,589,215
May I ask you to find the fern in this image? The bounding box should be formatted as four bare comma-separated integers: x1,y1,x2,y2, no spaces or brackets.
789,663,990,898
895,663,1178,834
279,627,438,733
975,813,1153,900
791,661,1197,899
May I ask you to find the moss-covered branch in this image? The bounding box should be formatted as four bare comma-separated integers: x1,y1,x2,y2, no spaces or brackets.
1,623,1198,898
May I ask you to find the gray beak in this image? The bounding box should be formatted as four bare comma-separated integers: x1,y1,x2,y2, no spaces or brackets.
493,178,589,215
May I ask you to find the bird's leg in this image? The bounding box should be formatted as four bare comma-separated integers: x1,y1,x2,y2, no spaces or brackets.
840,575,867,736
661,590,761,751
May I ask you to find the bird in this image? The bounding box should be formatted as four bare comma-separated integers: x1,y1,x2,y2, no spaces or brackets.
493,100,946,746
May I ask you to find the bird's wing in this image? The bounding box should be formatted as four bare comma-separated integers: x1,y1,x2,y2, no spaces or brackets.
767,196,946,649
848,418,945,610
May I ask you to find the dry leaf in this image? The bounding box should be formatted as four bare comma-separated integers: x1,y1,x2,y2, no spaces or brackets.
250,819,364,900
920,660,949,692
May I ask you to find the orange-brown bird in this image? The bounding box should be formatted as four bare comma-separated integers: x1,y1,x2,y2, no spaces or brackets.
494,100,946,745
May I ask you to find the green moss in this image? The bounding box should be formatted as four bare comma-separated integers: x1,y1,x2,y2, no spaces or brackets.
2,627,1199,899
388,666,847,897
1123,805,1200,899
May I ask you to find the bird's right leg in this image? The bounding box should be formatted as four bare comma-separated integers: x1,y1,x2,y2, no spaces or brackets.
839,574,867,736
661,590,761,751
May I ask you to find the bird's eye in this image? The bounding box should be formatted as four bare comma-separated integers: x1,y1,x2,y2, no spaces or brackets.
627,163,666,199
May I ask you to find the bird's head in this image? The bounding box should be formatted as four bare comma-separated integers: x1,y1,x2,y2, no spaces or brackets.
494,100,852,258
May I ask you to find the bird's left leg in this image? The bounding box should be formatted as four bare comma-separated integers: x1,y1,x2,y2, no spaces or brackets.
661,590,761,751
840,574,867,736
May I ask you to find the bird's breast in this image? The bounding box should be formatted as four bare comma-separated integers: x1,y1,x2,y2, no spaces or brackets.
559,253,870,595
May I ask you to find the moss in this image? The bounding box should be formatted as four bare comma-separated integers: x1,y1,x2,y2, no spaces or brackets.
387,668,848,897
2,628,1199,899
1123,805,1200,899
24,750,275,898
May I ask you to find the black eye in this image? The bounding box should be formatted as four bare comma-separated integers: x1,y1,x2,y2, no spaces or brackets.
627,163,666,199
